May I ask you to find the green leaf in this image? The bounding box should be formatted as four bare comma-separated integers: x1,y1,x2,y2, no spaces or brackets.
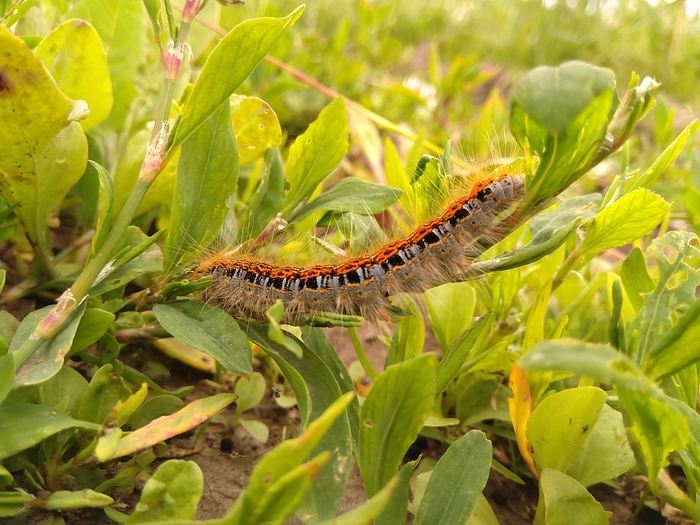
386,296,425,365
629,119,699,192
0,401,100,460
142,0,161,37
68,308,115,355
34,19,113,131
289,177,402,224
0,354,14,404
434,311,493,396
240,419,269,443
526,387,607,473
238,147,285,243
423,282,476,353
511,61,616,135
172,6,304,149
0,490,33,518
414,431,492,525
88,161,114,257
231,95,282,166
44,490,114,510
533,469,608,525
112,394,236,460
495,194,601,271
127,460,203,523
360,354,436,497
316,475,399,525
0,26,88,246
235,372,266,412
7,365,88,418
628,231,700,359
375,461,415,525
247,326,356,522
128,395,184,430
566,404,636,487
89,226,164,296
510,61,615,205
164,102,239,272
78,364,131,424
67,0,148,128
282,97,349,217
153,301,252,375
225,393,353,524
581,189,669,254
620,246,655,313
10,303,86,387
644,296,700,379
466,495,500,525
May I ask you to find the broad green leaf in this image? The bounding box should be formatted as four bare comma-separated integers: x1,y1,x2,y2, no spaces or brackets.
67,0,147,128
238,147,285,243
495,194,601,271
511,61,615,135
35,19,113,131
44,490,113,510
360,354,436,497
289,177,402,224
526,387,607,473
533,469,608,525
172,7,304,149
282,97,349,216
127,460,203,523
384,137,415,216
0,465,12,487
164,102,239,272
247,325,356,521
423,282,476,353
523,278,551,353
153,301,252,375
620,246,654,313
567,404,636,487
0,26,87,246
629,119,699,192
10,303,86,387
434,311,493,396
0,401,100,460
235,372,266,412
78,364,131,424
318,211,385,254
414,431,492,525
628,231,700,359
510,62,615,205
665,396,700,495
112,394,236,459
68,308,115,355
7,365,88,418
581,188,669,254
231,95,282,166
0,309,19,357
644,296,700,379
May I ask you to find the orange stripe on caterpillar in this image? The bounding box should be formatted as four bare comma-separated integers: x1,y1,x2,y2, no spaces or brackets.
197,173,525,322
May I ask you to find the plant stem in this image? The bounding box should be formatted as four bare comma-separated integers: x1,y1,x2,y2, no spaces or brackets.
13,3,202,371
348,327,378,381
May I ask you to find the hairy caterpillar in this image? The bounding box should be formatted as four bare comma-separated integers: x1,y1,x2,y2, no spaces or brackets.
195,173,526,323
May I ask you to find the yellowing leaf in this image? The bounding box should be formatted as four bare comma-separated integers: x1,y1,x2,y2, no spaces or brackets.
507,365,537,479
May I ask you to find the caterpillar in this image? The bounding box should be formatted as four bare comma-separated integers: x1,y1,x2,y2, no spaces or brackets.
195,173,526,323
